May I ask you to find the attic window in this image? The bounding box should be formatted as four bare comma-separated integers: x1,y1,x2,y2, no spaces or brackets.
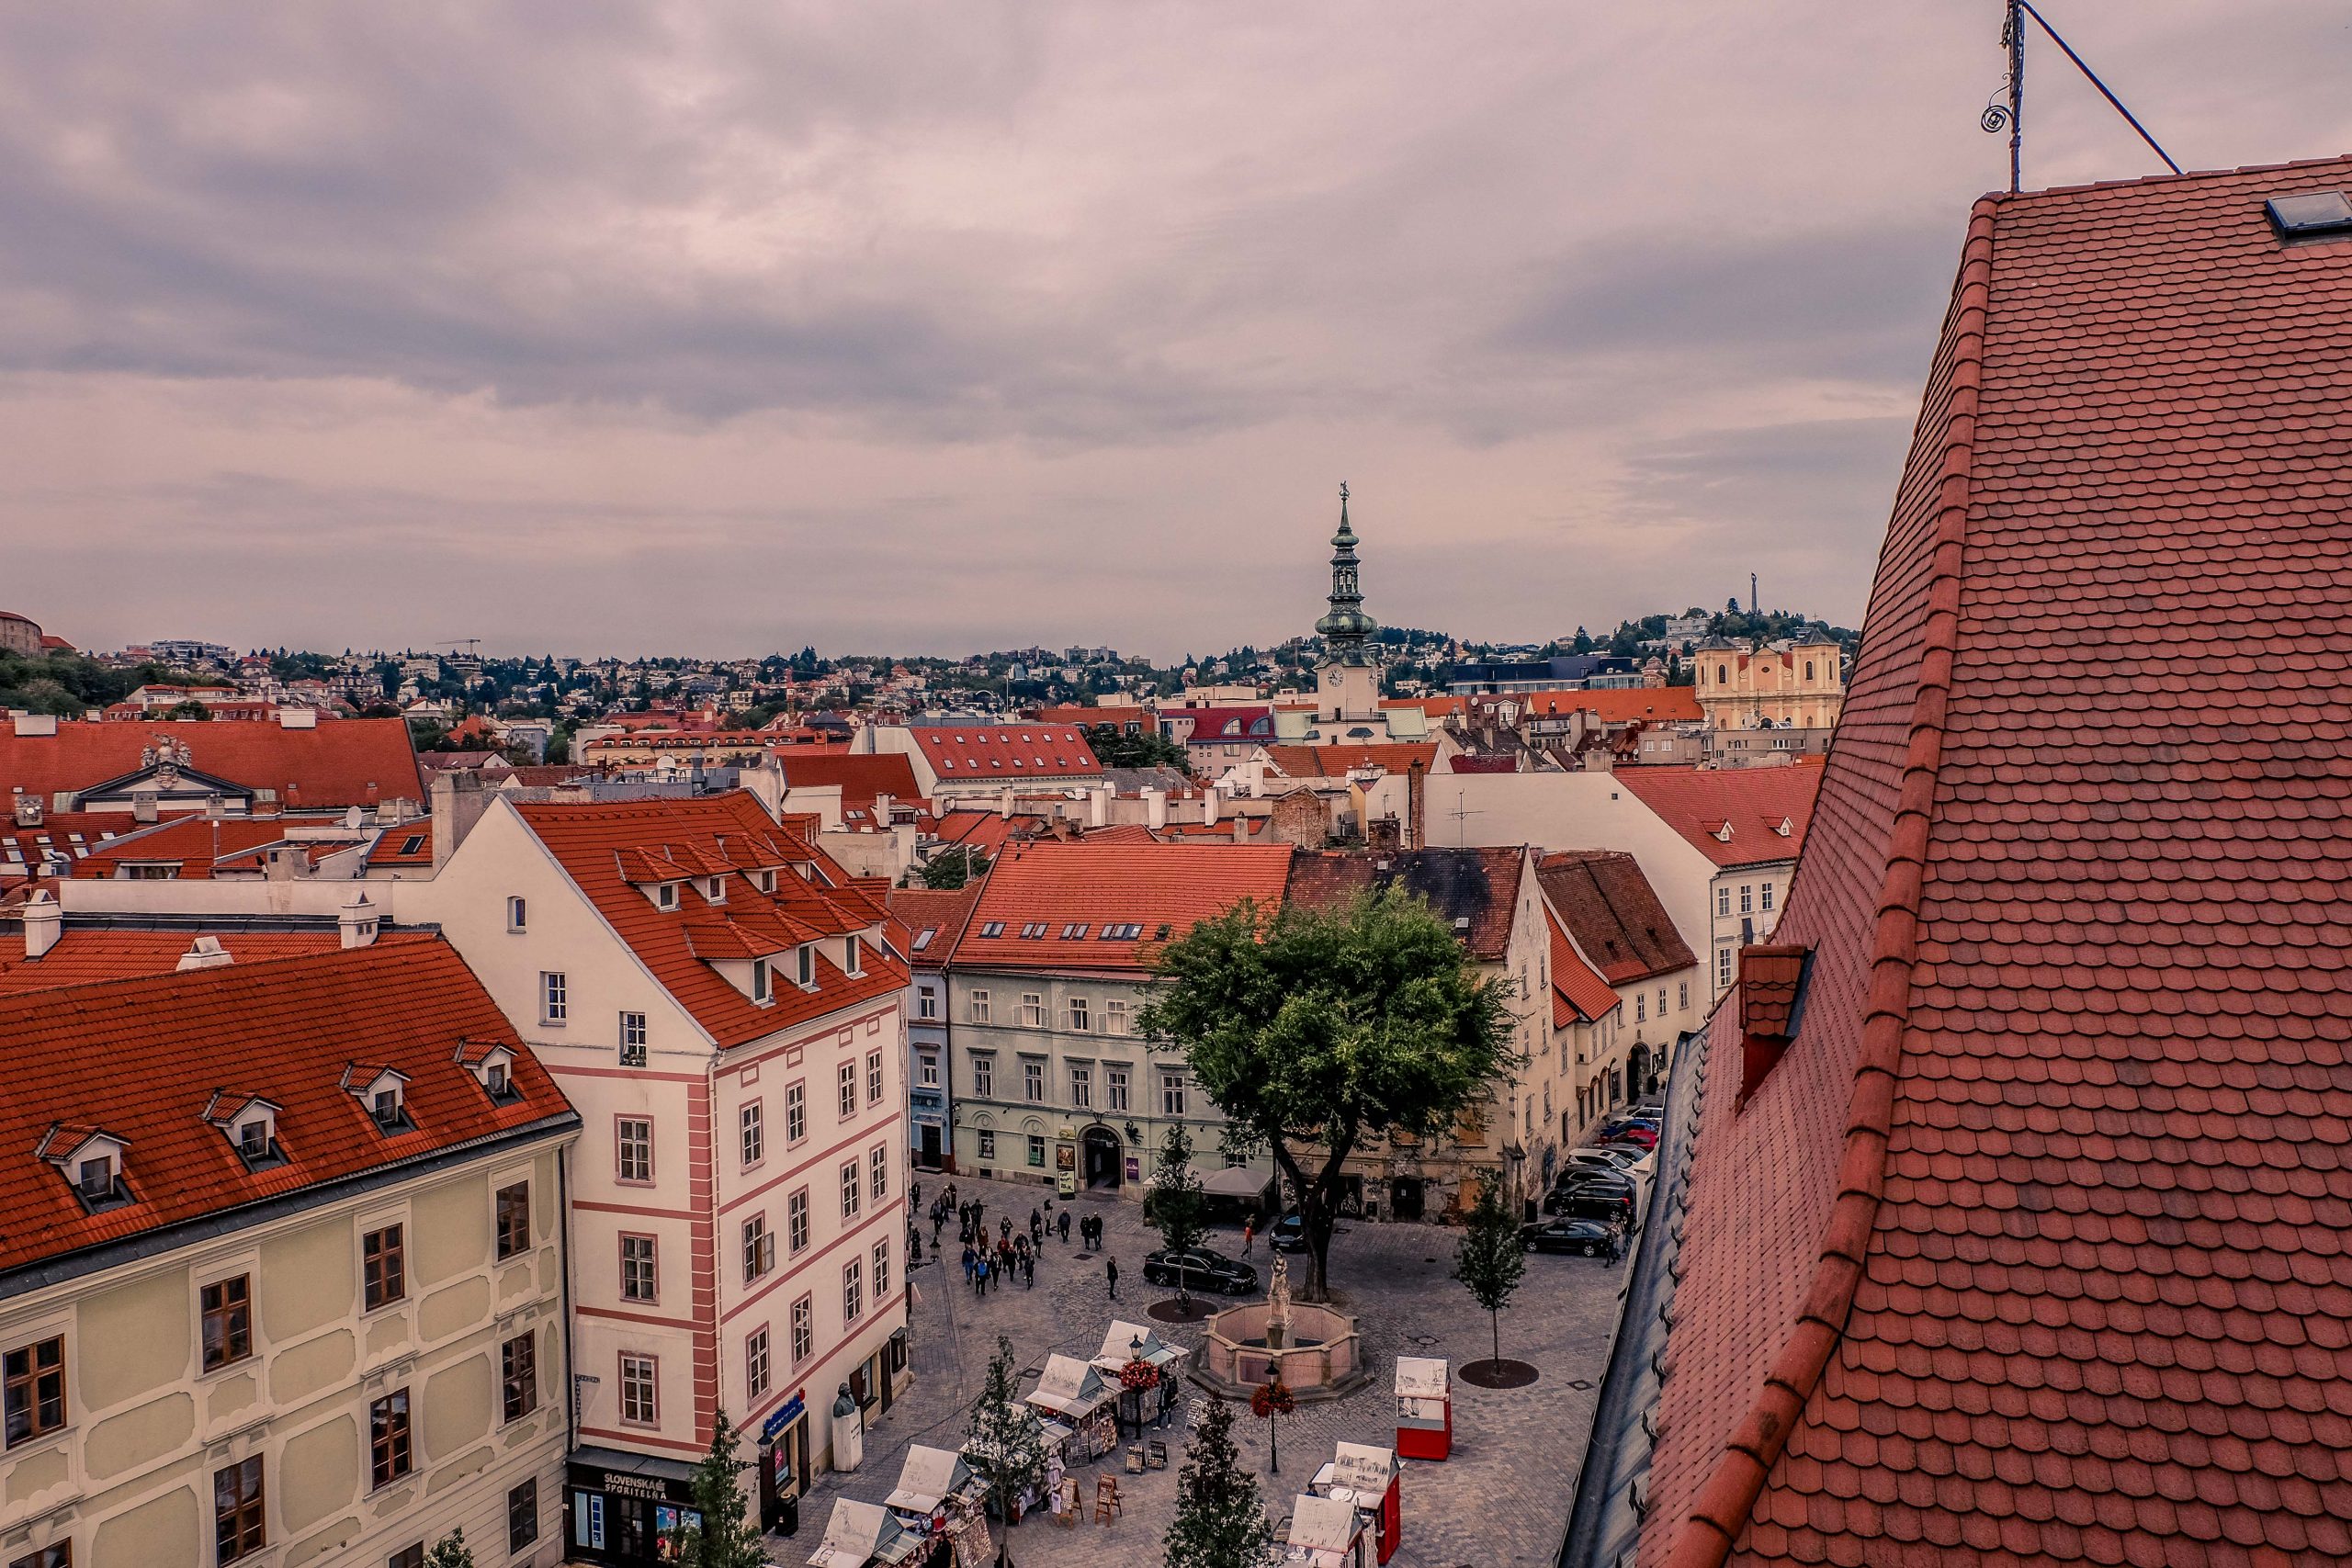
845,934,864,976
77,1152,129,1211
2267,190,2352,240
911,929,935,953
706,876,727,904
1020,921,1049,939
751,958,772,1003
797,945,818,989
372,1088,411,1132
978,921,1005,939
1061,922,1089,940
400,833,424,855
657,882,680,910
755,869,778,893
1774,817,1792,837
1713,822,1735,842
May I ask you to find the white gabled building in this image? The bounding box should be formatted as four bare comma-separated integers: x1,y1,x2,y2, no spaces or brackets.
414,791,911,1558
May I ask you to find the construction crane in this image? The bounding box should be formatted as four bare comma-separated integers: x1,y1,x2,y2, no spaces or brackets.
435,638,483,657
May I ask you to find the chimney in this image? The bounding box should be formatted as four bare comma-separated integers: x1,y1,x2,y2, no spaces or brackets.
10,787,38,828
1087,786,1108,829
175,935,234,971
999,789,1014,820
1232,813,1248,842
1145,788,1168,831
339,891,380,950
1203,787,1221,824
875,792,894,829
1405,759,1427,852
1736,944,1812,1105
20,891,62,960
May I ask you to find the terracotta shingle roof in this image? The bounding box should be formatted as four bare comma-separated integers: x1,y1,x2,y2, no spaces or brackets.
1261,743,1440,778
513,792,904,1049
776,753,922,816
1513,688,1704,725
1534,849,1696,985
957,842,1294,973
1642,156,2352,1568
0,717,424,810
0,939,571,1278
0,810,137,874
907,726,1101,780
1546,912,1620,1027
1612,762,1821,871
1285,847,1525,962
0,929,435,995
885,885,984,971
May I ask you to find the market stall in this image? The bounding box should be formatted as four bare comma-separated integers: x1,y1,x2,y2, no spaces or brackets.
1092,1320,1188,1427
1312,1442,1402,1564
806,1498,920,1568
1023,1353,1120,1462
884,1444,982,1529
1393,1357,1452,1461
1282,1494,1372,1568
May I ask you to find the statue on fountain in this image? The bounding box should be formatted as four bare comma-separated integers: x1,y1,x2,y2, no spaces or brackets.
1266,1254,1293,1351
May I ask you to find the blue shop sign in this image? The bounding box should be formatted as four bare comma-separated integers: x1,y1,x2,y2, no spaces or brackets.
763,1393,805,1442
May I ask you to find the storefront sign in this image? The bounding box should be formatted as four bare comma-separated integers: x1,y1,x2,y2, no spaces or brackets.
1125,1156,1141,1183
763,1393,806,1442
1056,1145,1076,1171
601,1472,665,1499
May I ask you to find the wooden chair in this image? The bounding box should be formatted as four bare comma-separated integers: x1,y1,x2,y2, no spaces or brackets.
1095,1474,1122,1524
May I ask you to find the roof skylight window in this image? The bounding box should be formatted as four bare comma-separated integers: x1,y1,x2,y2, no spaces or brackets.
2267,190,2352,239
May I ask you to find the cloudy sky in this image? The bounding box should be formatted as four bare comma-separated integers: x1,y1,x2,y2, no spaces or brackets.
4,3,2347,660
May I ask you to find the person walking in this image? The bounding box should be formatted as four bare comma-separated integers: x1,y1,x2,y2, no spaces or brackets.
1030,1207,1044,1248
1240,1218,1256,1257
1000,1215,1012,1245
1022,1250,1035,1288
1057,1210,1072,1246
973,1253,988,1296
1105,1255,1119,1300
910,1179,922,1213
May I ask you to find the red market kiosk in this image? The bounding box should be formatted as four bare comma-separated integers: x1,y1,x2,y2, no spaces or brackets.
1393,1357,1452,1461
1313,1441,1403,1564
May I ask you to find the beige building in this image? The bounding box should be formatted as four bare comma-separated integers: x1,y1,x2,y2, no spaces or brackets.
0,931,578,1568
1690,633,1845,730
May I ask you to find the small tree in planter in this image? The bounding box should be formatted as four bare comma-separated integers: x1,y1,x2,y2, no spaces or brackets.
1250,1379,1295,1475
965,1336,1047,1565
1148,1125,1210,1314
1165,1396,1275,1568
1453,1175,1529,1378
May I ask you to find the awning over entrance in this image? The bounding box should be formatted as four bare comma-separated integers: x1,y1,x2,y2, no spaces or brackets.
569,1444,700,1494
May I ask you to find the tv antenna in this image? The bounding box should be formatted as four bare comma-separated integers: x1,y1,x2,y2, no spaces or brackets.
1983,0,2180,194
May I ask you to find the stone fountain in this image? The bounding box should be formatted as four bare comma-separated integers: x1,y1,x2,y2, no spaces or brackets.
1192,1254,1372,1402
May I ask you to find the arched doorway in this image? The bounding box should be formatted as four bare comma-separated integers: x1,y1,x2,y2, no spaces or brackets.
1081,1126,1122,1190
1626,1042,1653,1100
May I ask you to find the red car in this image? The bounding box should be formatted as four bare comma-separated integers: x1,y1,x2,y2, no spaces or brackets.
1599,1124,1658,1151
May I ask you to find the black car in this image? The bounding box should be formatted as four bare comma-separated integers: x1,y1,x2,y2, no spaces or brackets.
1142,1247,1259,1295
1546,1185,1637,1224
1267,1213,1309,1253
1544,1173,1636,1215
1520,1217,1623,1256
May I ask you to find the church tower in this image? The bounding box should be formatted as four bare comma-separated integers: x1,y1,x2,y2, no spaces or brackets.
1314,483,1382,723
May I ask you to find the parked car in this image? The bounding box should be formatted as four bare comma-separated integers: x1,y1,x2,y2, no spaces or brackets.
1549,1190,1637,1225
1142,1247,1259,1295
1561,1146,1642,1175
1267,1213,1309,1253
1598,1113,1661,1136
1544,1174,1637,1216
1520,1217,1623,1256
1599,1124,1658,1151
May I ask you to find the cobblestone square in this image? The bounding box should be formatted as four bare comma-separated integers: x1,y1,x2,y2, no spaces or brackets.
774,1176,1625,1568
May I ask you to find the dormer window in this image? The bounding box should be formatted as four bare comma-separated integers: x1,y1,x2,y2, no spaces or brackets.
40,1127,133,1213
755,868,778,894
463,1043,524,1105
373,1089,404,1127
751,958,772,1004
79,1154,118,1203
204,1093,285,1171
845,934,864,976
797,945,817,989
706,876,727,905
344,1067,415,1134
657,882,680,910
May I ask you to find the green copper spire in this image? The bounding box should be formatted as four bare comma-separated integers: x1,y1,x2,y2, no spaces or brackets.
1314,481,1377,662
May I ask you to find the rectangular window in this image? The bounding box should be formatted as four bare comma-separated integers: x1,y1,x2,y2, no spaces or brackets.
1635,993,1646,1023
1761,882,1775,911
508,1479,540,1553
873,1238,891,1303
1027,1134,1046,1168
495,1181,531,1260
620,1235,658,1303
369,1388,412,1487
838,1062,857,1120
363,1224,405,1311
1739,885,1753,914
540,971,567,1025
1716,886,1731,918
9,1549,70,1568
742,1214,775,1281
502,1332,537,1422
1023,1059,1044,1102
1679,980,1690,1010
786,1082,807,1144
973,1056,994,1098
842,1258,864,1325
1068,997,1090,1032
1104,999,1129,1035
392,1543,424,1568
796,945,816,988
619,1010,648,1066
1019,992,1044,1027
747,1328,771,1400
1160,1073,1186,1119
1105,1066,1130,1111
201,1276,252,1371
1069,1065,1091,1109
787,1190,809,1254
841,1161,861,1219
741,1102,764,1168
866,1049,884,1105
977,1130,996,1161
751,958,771,1003
616,1118,653,1183
917,985,939,1021
1657,987,1668,1019
506,895,526,931
3,1337,66,1448
869,1145,888,1202
918,1053,940,1089
618,1355,657,1426
845,934,863,975
791,1297,813,1364
214,1456,266,1562
1717,947,1735,989
969,989,991,1024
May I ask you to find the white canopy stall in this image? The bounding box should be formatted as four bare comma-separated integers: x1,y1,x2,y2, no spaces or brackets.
806,1498,919,1568
1023,1353,1119,1462
1282,1493,1371,1568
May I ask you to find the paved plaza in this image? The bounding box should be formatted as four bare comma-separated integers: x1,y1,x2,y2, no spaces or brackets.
772,1175,1627,1568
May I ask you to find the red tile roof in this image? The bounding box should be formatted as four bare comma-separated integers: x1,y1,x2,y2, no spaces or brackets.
69,816,346,879
0,929,434,995
1534,850,1695,985
885,885,985,971
956,842,1294,973
1284,847,1526,962
1260,744,1440,778
1514,687,1703,725
513,792,903,1049
907,726,1102,780
1171,707,1273,741
1644,157,2352,1568
0,810,138,874
776,753,923,818
1546,912,1620,1027
0,717,424,810
930,809,1047,857
1612,762,1821,870
0,939,571,1277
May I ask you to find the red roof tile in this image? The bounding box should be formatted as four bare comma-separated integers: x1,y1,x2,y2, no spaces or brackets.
957,842,1294,973
776,752,922,818
0,940,570,1277
1285,847,1526,962
885,885,984,971
1535,849,1696,984
0,810,138,874
907,726,1102,780
1261,744,1440,778
513,792,903,1049
1644,156,2352,1568
1547,911,1620,1027
1514,688,1705,725
0,717,424,811
0,928,434,995
1613,762,1822,871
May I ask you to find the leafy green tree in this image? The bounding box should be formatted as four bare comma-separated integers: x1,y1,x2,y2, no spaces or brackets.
1084,723,1191,773
1453,1175,1528,1372
424,1529,474,1568
965,1336,1047,1564
1147,1126,1209,1310
1164,1395,1274,1568
918,844,988,890
1139,888,1517,1302
663,1408,764,1568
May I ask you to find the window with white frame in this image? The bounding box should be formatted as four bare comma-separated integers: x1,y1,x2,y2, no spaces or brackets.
917,985,939,1021
845,934,863,976
1067,997,1090,1032
1635,992,1646,1023
969,989,991,1024
1069,1064,1091,1108
796,946,816,989
1657,986,1668,1019
918,1053,940,1089
616,1118,652,1183
620,1235,656,1302
869,1145,888,1202
838,1061,857,1120
1106,1066,1130,1111
977,1129,996,1161
1739,885,1753,914
619,1011,648,1066
618,1355,656,1426
1679,980,1690,1010
791,1296,812,1363
1717,947,1735,988
1160,1072,1186,1118
1023,1058,1044,1102
740,1102,763,1167
1027,1134,1046,1168
1760,882,1775,911
742,1214,774,1281
1018,992,1044,1028
842,1258,864,1325
506,896,526,931
972,1055,994,1098
786,1082,807,1144
1104,998,1129,1035
1716,886,1731,918
751,958,771,1003
746,1327,770,1400
540,971,567,1026
787,1189,809,1253
873,1238,890,1303
840,1161,860,1219
866,1050,884,1105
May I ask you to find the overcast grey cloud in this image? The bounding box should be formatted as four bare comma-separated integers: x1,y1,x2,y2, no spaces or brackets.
1,1,2348,658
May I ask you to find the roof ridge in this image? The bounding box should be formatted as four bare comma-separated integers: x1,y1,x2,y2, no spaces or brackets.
1991,148,2352,204
1666,194,1999,1568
